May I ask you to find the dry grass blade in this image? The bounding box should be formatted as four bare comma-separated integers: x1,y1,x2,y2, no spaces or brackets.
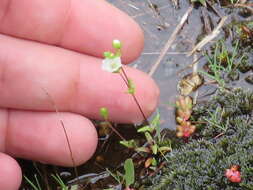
206,0,222,18
201,7,212,34
132,5,170,18
187,16,228,56
128,3,139,10
239,0,248,4
171,0,179,9
234,3,253,13
148,6,193,76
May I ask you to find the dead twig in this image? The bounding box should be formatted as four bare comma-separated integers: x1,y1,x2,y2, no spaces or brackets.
201,7,213,34
214,133,224,139
142,51,188,55
148,6,193,76
187,16,228,56
128,3,139,10
147,0,167,29
234,3,253,14
171,0,179,9
206,0,222,18
132,5,170,18
176,55,204,76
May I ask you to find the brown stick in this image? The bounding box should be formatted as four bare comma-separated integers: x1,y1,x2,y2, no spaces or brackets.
148,5,193,76
188,16,228,56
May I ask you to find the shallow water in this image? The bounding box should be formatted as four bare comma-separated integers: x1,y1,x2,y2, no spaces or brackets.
109,0,199,129
109,0,253,129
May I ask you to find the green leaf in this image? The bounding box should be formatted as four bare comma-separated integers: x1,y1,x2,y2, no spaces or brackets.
151,144,158,155
124,158,135,187
151,112,161,141
151,157,157,166
106,168,121,184
103,51,111,58
158,146,172,153
70,185,79,190
24,175,42,190
103,51,115,58
151,112,160,127
119,139,136,149
145,132,154,144
51,174,68,190
135,147,151,153
137,125,155,133
127,79,135,94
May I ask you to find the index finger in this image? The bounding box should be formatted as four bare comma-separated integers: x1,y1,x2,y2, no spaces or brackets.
0,0,144,63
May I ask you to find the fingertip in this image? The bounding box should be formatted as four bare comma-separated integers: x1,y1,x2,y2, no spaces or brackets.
101,1,144,63
63,116,98,166
76,61,159,124
106,1,144,63
119,67,160,123
37,113,98,167
67,0,144,63
119,16,144,63
6,111,98,167
0,153,22,190
139,72,160,118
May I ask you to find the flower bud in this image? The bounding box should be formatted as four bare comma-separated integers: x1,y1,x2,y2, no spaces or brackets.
100,107,109,120
103,51,111,58
112,39,122,49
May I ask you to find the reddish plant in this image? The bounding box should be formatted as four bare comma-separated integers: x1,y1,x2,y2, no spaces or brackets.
225,165,242,183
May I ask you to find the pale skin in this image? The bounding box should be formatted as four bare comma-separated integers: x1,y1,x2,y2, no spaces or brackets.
0,0,159,189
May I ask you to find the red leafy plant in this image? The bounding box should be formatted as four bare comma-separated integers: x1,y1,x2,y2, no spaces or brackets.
225,165,242,183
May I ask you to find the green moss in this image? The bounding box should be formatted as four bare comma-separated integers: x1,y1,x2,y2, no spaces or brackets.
145,88,253,190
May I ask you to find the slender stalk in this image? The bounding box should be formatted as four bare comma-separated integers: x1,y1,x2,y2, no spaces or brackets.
42,88,80,184
119,69,128,85
120,68,149,124
106,121,126,141
59,120,79,180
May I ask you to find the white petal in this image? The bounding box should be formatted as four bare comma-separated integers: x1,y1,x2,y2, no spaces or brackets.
101,57,122,73
101,59,112,72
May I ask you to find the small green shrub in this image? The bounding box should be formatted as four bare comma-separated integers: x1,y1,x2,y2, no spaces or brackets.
144,88,253,190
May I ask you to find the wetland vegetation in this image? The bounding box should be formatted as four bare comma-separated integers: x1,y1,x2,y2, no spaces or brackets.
21,0,253,189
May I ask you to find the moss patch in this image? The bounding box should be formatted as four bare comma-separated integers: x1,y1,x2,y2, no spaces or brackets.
145,88,253,190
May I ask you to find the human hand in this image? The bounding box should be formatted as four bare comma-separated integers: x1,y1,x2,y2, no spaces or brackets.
0,0,159,189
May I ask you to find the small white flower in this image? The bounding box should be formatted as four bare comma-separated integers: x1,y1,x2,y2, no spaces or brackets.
102,56,122,73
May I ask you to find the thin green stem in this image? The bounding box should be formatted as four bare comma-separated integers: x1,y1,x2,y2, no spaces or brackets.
120,68,149,124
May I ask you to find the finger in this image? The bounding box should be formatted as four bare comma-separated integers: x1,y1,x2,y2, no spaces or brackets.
0,153,22,190
0,109,98,166
0,34,159,123
0,0,143,63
